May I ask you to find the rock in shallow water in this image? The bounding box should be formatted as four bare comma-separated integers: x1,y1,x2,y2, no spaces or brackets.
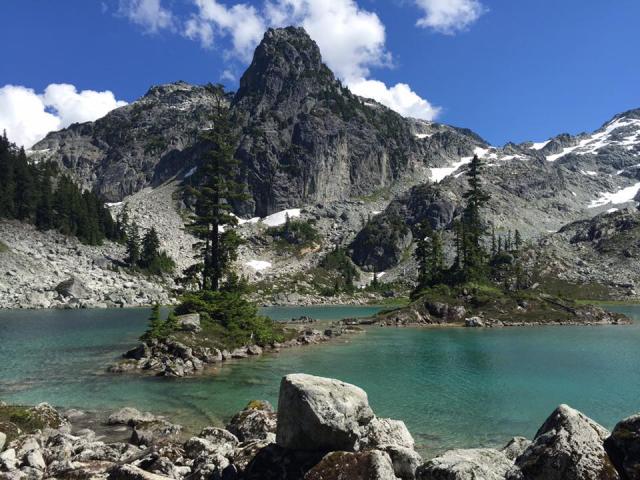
276,373,375,452
107,407,156,426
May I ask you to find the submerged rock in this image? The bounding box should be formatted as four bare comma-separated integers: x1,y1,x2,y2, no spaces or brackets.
276,373,374,451
107,407,156,426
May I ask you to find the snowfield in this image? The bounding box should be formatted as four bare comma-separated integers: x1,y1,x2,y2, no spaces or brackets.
547,116,640,162
261,208,301,227
589,182,640,208
245,260,272,271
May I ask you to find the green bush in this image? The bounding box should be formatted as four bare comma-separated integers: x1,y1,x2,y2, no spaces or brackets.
268,219,320,247
140,304,177,341
175,290,283,347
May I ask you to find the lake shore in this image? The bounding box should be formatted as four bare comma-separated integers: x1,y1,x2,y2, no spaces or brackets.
2,373,638,480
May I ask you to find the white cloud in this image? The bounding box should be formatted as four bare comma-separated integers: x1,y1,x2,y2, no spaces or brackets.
186,0,266,61
348,78,441,120
121,0,441,121
118,0,174,33
0,84,127,148
414,0,486,34
221,69,237,83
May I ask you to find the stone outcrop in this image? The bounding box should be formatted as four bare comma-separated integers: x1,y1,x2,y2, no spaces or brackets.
5,380,640,480
510,404,619,480
276,373,375,451
111,323,351,377
226,400,277,442
604,414,640,480
305,450,398,480
416,448,515,480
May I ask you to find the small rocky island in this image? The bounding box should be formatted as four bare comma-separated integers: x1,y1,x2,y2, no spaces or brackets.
370,287,630,328
110,313,361,377
1,374,638,480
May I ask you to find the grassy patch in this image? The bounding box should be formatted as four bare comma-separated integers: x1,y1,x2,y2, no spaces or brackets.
535,276,615,301
0,404,63,443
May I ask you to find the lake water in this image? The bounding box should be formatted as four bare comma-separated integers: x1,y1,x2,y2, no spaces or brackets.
1,304,639,458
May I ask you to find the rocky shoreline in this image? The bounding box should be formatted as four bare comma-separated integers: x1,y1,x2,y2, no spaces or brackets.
367,294,631,328
2,374,639,480
109,314,362,378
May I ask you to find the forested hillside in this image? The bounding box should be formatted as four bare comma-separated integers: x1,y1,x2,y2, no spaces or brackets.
0,132,118,245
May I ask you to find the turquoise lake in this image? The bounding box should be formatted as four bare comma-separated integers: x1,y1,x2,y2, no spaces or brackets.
1,304,639,458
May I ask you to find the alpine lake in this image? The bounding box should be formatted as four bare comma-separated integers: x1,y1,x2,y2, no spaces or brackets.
1,303,639,458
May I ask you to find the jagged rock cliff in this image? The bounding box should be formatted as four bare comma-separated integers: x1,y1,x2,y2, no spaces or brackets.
351,110,640,271
31,82,226,201
30,27,483,216
231,27,482,216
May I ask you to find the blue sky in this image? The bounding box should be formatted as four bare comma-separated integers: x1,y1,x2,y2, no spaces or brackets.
1,0,639,148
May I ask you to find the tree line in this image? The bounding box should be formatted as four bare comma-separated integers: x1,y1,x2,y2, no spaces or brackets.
0,132,118,245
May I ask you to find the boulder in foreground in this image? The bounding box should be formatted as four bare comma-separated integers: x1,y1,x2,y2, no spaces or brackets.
276,373,375,452
416,448,514,480
605,414,640,480
510,404,619,480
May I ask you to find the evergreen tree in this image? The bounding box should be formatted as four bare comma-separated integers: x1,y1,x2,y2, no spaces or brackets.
371,270,379,289
35,173,54,231
515,229,523,251
126,222,141,266
461,155,491,280
116,206,130,243
140,227,161,269
141,304,165,341
186,88,248,292
430,230,445,285
414,222,432,290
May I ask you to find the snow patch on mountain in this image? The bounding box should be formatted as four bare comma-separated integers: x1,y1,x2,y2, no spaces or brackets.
589,182,640,208
530,140,550,151
547,116,640,162
246,260,272,271
261,208,302,227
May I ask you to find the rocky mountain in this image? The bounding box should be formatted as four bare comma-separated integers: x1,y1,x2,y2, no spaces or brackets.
351,110,640,271
528,207,640,299
6,25,640,306
30,83,225,201
29,27,484,216
231,27,484,216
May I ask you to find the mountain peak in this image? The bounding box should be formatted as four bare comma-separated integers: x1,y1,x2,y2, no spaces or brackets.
233,26,336,112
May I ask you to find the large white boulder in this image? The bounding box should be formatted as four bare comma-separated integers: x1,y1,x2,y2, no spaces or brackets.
276,373,375,451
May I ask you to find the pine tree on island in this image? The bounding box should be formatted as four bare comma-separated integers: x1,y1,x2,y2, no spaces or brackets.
176,85,282,347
